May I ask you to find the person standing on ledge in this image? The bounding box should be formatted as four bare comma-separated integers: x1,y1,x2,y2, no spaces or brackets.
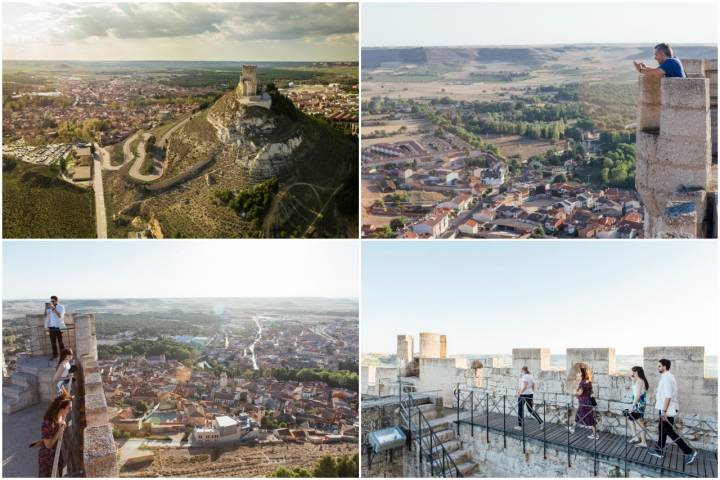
514,366,544,431
648,359,697,464
633,43,686,78
44,296,66,361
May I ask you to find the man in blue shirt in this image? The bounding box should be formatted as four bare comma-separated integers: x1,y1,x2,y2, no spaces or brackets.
633,43,686,78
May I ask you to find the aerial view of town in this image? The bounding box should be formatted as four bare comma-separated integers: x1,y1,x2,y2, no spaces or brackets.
2,241,360,477
361,4,717,239
2,2,359,239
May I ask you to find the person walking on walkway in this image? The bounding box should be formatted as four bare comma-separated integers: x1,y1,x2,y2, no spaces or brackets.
572,366,598,439
514,366,543,430
44,296,66,360
648,359,697,465
625,366,649,448
36,394,71,477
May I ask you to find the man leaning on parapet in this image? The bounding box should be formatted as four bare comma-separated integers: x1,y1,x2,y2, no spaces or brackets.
634,43,686,78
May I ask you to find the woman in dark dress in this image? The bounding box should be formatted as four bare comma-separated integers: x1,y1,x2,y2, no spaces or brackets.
38,395,71,477
574,366,598,439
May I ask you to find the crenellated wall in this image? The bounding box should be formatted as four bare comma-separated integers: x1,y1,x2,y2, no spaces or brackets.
635,58,717,238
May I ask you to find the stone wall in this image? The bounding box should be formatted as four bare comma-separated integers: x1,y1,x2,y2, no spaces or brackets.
419,332,447,358
635,59,717,238
458,424,645,477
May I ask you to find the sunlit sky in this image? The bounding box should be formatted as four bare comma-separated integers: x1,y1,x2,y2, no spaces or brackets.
363,2,718,47
2,2,359,61
2,241,359,299
362,242,719,355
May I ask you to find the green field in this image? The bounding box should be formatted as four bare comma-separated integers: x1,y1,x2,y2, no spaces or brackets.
2,160,96,238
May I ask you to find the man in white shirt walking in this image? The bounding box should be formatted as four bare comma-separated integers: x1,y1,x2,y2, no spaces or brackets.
648,359,696,465
44,295,66,360
514,366,544,430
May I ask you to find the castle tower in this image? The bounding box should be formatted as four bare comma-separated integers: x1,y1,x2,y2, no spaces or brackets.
237,65,258,97
419,332,447,359
396,335,414,367
635,59,717,238
220,371,228,388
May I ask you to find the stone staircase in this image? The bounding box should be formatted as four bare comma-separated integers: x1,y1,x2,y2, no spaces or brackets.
402,398,478,477
3,356,56,414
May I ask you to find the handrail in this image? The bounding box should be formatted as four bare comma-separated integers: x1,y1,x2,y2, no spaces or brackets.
51,423,67,477
399,379,463,477
454,384,717,477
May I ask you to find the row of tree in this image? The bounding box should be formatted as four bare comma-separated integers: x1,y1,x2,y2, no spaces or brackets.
271,454,358,478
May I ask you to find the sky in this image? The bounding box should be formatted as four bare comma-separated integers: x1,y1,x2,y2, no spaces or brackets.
2,2,359,61
2,240,359,300
362,2,718,47
362,242,719,355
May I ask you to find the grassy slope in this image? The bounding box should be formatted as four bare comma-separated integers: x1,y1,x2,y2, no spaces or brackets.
3,161,96,238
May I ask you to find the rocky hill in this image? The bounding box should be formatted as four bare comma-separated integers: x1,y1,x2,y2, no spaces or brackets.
104,90,357,238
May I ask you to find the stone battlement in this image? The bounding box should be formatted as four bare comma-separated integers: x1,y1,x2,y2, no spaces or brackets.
2,314,118,477
635,58,718,238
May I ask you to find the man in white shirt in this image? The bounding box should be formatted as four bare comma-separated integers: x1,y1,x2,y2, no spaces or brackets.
648,359,696,464
44,295,66,360
514,366,544,430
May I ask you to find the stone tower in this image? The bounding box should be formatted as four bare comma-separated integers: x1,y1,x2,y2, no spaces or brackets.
220,371,228,388
396,335,414,367
635,58,717,238
238,65,258,97
419,332,447,359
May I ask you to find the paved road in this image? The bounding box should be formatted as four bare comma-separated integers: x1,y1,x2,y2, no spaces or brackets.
92,145,108,238
128,133,163,182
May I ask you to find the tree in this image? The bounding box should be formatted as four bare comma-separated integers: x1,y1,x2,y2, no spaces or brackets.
553,173,567,183
375,225,395,239
135,400,149,415
390,216,409,231
313,456,338,478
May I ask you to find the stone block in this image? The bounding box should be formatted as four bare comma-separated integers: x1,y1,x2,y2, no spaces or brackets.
83,423,119,477
661,77,709,110
638,75,662,131
655,201,699,238
634,132,657,189
682,59,705,76
655,134,711,168
647,161,710,194
659,107,710,139
566,348,616,374
512,348,550,374
85,392,109,427
84,372,103,395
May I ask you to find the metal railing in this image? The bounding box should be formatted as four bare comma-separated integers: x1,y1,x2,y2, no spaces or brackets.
453,385,717,478
399,381,462,477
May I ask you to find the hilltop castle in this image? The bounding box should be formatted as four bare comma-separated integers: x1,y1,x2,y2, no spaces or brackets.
235,64,271,109
635,58,718,238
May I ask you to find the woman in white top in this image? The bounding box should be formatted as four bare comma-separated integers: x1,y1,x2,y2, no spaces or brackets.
52,348,74,394
625,366,649,448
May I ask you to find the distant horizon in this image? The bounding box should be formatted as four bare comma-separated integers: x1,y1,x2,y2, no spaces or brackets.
2,59,359,64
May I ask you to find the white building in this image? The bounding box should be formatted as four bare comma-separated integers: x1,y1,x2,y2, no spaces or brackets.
412,213,450,238
191,415,247,445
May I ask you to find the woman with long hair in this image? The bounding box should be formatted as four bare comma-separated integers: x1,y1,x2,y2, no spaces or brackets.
626,366,649,448
37,393,72,477
573,366,598,439
52,348,74,394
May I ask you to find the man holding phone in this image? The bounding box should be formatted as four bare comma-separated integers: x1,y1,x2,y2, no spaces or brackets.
44,296,66,360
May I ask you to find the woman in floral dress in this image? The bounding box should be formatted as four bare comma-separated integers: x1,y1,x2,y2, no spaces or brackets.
38,395,71,477
574,366,598,440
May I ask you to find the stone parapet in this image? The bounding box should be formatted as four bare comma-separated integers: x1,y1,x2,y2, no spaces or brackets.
419,332,447,359
512,348,550,374
83,424,119,477
566,348,616,375
635,69,715,238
